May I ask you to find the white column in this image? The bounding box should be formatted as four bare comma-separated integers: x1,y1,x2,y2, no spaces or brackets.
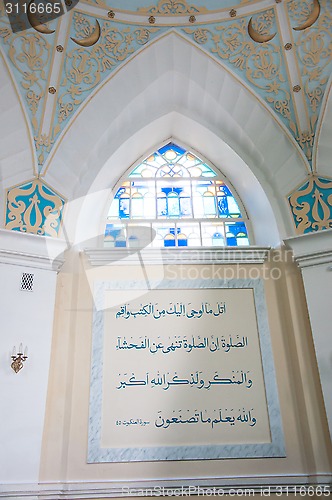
285,229,332,438
0,230,66,491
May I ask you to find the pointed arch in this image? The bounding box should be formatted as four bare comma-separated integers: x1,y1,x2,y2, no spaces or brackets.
46,32,306,246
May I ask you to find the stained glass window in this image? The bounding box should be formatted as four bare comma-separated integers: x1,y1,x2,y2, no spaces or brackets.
105,142,251,248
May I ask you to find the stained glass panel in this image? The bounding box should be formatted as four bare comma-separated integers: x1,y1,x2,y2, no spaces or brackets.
106,143,250,248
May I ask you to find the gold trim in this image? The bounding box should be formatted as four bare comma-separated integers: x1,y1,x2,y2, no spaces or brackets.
286,172,332,234
79,0,261,17
277,2,311,140
67,2,284,27
37,19,62,163
283,0,313,132
285,172,332,198
39,10,73,177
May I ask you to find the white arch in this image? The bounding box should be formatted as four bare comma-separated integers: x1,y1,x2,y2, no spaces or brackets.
45,32,308,246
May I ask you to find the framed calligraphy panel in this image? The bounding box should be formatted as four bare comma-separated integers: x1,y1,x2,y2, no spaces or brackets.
88,279,285,462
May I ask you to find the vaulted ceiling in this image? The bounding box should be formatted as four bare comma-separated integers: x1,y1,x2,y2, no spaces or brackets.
0,0,331,241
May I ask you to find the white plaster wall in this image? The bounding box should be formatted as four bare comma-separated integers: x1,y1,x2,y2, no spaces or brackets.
300,264,332,437
285,229,332,440
0,232,61,484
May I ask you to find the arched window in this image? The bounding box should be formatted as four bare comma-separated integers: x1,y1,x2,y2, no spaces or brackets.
105,142,251,248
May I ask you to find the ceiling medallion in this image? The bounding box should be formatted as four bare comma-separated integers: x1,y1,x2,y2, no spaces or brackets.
56,45,64,52
48,87,56,94
293,85,301,92
284,42,292,50
149,15,156,23
229,9,237,17
293,0,320,31
71,20,101,47
189,15,196,23
107,10,115,18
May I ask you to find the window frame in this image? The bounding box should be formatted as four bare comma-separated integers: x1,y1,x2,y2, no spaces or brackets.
103,141,253,249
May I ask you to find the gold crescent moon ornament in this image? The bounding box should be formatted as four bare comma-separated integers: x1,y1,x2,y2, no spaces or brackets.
27,1,55,34
248,17,276,43
71,20,101,47
293,0,320,31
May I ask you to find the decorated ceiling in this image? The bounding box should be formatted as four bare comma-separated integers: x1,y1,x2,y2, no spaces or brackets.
0,0,331,238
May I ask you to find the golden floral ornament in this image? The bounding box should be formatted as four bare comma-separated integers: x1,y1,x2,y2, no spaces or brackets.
248,14,276,43
293,0,320,30
54,14,161,146
71,19,101,47
138,0,205,15
5,179,66,237
289,175,332,234
183,11,295,140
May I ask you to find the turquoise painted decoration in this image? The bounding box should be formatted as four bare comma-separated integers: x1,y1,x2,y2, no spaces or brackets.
0,8,58,168
6,179,66,237
288,176,332,234
287,0,332,162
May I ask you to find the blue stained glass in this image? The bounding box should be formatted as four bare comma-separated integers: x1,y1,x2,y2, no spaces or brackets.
180,196,192,217
157,193,167,217
106,143,250,247
115,239,126,247
168,192,180,217
178,235,188,246
212,232,224,246
203,194,217,216
217,196,229,216
119,198,130,218
226,233,237,246
158,142,186,156
164,234,176,247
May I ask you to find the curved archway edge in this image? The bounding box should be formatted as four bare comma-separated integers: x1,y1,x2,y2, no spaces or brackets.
44,32,307,246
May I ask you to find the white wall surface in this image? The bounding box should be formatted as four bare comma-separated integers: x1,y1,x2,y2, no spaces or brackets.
285,229,332,439
0,230,65,485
